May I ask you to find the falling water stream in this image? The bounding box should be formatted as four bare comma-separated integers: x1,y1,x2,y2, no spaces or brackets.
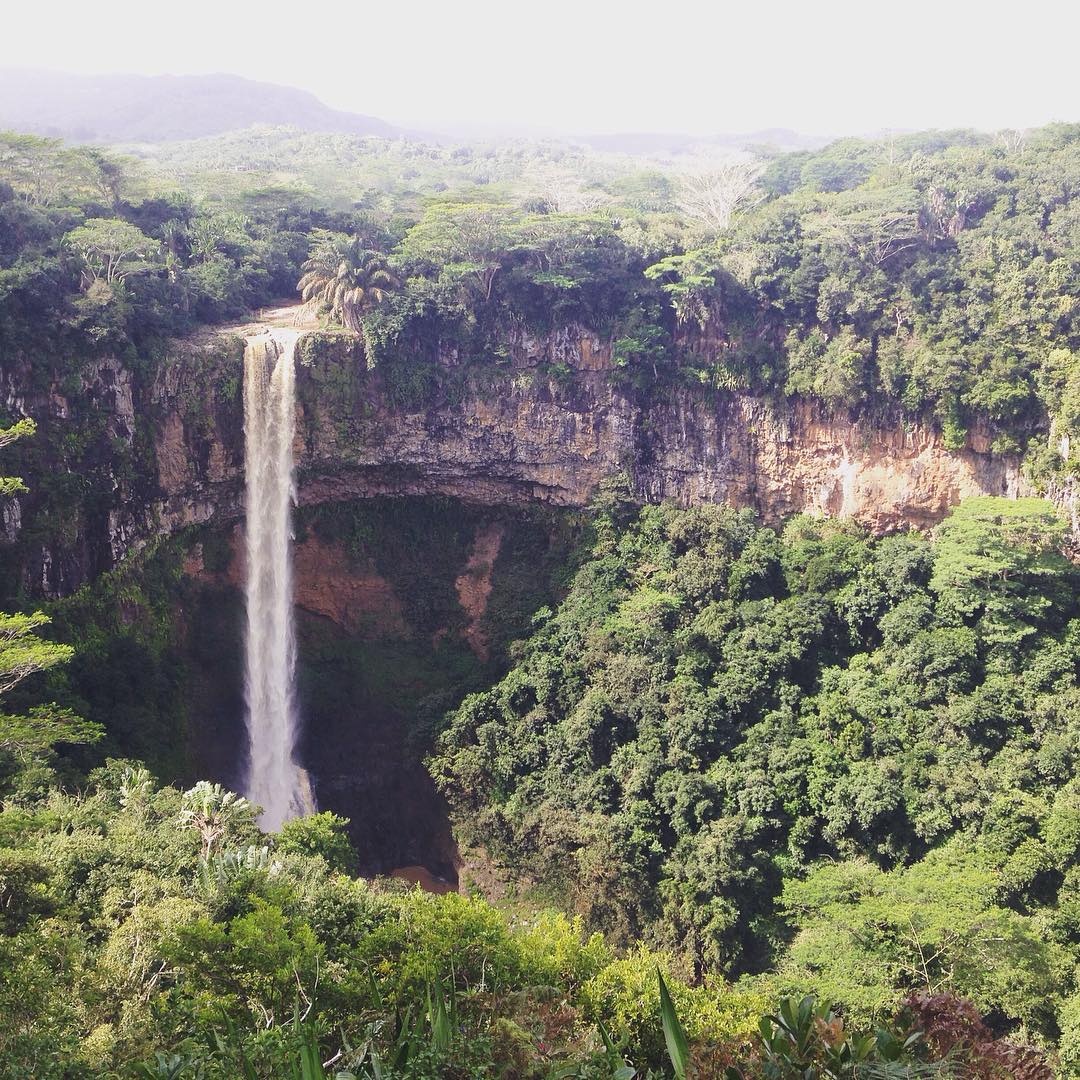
242,328,314,830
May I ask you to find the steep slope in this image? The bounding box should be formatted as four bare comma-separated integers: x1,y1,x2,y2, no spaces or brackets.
157,326,1029,549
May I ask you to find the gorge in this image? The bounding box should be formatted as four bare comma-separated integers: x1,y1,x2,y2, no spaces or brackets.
0,315,1050,879
4,118,1080,1075
13,318,1038,608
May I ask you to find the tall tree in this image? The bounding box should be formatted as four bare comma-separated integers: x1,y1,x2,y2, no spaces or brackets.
930,496,1074,648
297,230,400,332
676,159,764,232
63,218,158,287
397,204,520,302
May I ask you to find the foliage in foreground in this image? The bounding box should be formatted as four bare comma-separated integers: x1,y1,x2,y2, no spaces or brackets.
0,752,971,1078
0,429,1064,1076
1,662,1038,1080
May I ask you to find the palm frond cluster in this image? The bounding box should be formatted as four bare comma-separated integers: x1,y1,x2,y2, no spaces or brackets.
297,230,399,332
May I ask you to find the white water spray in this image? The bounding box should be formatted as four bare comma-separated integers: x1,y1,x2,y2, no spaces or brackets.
242,329,313,830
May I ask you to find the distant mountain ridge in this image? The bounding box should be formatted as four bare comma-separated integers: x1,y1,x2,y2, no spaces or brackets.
0,69,402,143
0,69,832,154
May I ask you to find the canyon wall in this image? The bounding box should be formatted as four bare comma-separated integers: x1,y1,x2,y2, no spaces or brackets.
160,324,1029,532
0,324,1036,597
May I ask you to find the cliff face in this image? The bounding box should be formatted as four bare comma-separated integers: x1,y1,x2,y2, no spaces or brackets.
160,325,1029,534
0,324,1035,598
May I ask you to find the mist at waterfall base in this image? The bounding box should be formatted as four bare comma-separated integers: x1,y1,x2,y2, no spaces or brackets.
241,330,314,830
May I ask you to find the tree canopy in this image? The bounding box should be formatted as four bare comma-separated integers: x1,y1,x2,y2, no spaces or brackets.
431,495,1080,1053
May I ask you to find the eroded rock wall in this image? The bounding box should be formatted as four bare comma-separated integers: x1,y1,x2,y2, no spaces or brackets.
0,324,1039,598
292,328,1029,528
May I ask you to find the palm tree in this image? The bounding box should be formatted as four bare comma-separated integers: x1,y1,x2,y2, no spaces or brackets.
296,231,400,332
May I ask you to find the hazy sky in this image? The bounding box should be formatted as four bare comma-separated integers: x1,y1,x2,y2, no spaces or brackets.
9,0,1080,136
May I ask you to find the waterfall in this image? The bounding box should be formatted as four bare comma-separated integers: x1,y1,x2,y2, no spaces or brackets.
242,329,313,830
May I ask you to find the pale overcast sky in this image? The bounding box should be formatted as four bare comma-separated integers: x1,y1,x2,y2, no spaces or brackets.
8,0,1079,136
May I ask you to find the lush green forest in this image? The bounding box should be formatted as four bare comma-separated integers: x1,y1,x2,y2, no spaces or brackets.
434,489,1080,1054
1,120,1080,1076
2,487,1073,1077
3,123,1080,466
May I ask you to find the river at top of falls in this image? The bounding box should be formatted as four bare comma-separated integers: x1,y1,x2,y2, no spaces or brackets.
242,327,315,831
